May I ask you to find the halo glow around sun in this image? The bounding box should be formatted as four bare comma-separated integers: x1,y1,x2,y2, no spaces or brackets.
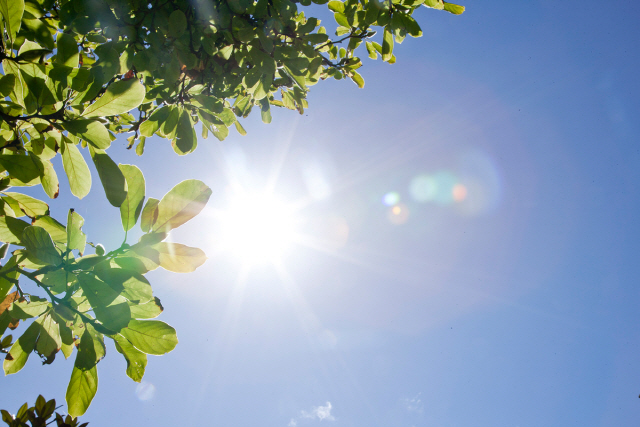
218,192,299,265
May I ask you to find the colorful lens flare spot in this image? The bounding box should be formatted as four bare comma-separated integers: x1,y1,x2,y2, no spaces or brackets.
135,382,156,401
452,184,467,202
388,203,410,225
409,174,437,203
383,191,401,206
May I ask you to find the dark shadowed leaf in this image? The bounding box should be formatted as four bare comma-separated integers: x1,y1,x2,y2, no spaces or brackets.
90,148,127,207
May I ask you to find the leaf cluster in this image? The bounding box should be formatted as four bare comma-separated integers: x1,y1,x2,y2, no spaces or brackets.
1,395,87,427
0,0,464,417
0,178,211,416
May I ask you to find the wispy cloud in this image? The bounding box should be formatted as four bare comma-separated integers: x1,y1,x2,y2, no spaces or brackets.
289,402,335,426
401,393,424,414
302,402,335,421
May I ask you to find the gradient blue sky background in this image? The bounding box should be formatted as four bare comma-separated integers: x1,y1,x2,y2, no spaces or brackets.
4,1,640,426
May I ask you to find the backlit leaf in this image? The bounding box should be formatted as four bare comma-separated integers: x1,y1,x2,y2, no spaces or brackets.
36,313,62,361
81,78,145,118
90,148,127,207
67,210,87,254
113,333,147,382
140,197,159,233
119,164,145,232
152,180,212,233
0,216,29,244
1,192,49,218
0,0,24,41
120,319,177,355
61,140,91,199
21,226,62,265
3,321,39,375
62,120,111,150
66,365,97,417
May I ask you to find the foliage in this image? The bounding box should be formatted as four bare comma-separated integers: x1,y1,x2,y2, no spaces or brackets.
1,395,87,427
0,0,464,418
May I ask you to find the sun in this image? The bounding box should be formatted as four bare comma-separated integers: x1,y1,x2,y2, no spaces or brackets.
217,191,300,265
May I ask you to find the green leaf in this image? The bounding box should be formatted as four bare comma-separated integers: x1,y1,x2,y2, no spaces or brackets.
61,140,91,199
75,323,105,370
120,319,177,355
139,107,169,137
119,164,145,232
9,297,49,319
173,109,197,155
62,120,111,150
81,78,146,118
32,215,66,244
129,297,163,319
2,61,25,108
113,333,147,382
327,1,344,13
1,192,49,218
152,180,212,233
40,159,59,199
0,74,16,97
134,242,207,273
95,268,152,304
382,25,394,62
51,312,74,359
56,33,79,67
21,226,62,265
0,154,41,186
77,273,120,307
423,0,444,9
93,295,131,332
443,2,464,14
0,216,29,244
36,313,62,361
90,148,127,207
168,9,187,38
350,71,365,88
3,321,39,375
67,210,87,254
66,365,98,417
0,0,24,42
140,197,159,233
234,120,247,136
160,105,180,138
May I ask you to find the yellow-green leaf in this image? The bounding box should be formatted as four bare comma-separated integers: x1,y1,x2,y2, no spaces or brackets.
3,321,39,375
120,319,177,355
119,164,145,232
21,226,62,265
61,140,91,199
113,333,147,382
66,365,98,417
81,78,145,118
152,180,212,233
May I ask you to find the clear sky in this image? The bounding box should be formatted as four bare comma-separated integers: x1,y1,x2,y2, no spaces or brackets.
5,1,640,426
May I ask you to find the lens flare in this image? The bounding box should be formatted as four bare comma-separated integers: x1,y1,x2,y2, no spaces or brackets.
388,203,410,225
452,184,468,202
383,191,401,206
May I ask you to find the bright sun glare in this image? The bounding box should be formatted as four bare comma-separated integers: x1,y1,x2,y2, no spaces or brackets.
218,192,299,265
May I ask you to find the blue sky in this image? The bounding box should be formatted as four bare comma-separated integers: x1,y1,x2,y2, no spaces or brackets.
4,1,640,426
